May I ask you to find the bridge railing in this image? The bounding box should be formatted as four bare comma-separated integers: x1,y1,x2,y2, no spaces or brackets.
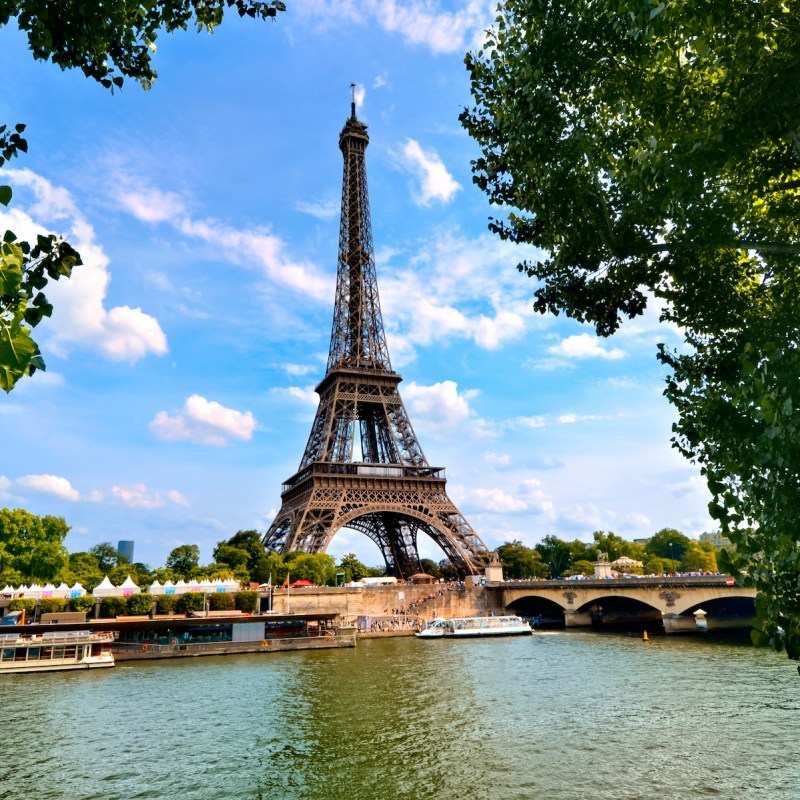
496,576,740,589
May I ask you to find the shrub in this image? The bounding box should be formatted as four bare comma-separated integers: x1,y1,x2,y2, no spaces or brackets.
127,593,154,616
39,598,67,615
8,598,35,613
68,595,96,614
175,591,204,614
236,590,257,614
209,592,235,611
100,596,127,618
156,594,177,614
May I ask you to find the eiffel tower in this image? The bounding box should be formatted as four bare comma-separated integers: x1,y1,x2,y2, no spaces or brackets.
263,94,492,578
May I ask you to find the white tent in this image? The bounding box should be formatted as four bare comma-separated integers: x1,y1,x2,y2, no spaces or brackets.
119,575,140,596
92,576,118,597
70,582,86,598
174,579,189,594
163,580,176,596
147,580,163,596
54,582,71,598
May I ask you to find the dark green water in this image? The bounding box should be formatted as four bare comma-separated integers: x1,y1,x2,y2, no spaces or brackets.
2,632,798,800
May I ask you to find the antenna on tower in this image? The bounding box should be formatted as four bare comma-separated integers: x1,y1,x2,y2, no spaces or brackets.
350,82,357,118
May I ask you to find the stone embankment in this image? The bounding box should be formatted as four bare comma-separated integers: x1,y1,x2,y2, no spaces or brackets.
269,583,498,630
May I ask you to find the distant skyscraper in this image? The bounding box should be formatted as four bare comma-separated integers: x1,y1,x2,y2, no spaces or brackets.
117,540,135,563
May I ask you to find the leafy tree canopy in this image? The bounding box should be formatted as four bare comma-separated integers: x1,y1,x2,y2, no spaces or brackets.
497,540,546,579
89,542,123,573
644,529,692,563
338,552,370,583
0,0,285,391
591,531,645,562
0,507,69,583
165,544,200,580
283,552,336,586
462,0,800,665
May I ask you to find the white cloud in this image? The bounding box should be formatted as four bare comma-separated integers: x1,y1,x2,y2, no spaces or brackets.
0,475,12,497
166,489,190,507
518,478,556,516
0,169,168,363
110,483,188,509
273,385,319,406
117,187,331,302
150,395,257,446
353,83,366,110
516,416,546,429
117,187,186,223
484,451,510,467
625,512,652,529
296,1,493,54
549,333,627,361
396,138,461,206
469,487,528,512
404,380,477,427
16,474,80,501
293,197,340,220
283,363,318,377
379,229,538,361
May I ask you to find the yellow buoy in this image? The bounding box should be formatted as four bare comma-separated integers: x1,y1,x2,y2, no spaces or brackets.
643,631,649,641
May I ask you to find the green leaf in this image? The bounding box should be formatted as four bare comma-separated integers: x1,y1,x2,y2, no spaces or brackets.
0,185,11,206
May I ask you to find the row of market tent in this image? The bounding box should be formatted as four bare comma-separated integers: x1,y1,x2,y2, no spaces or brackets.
1,576,241,599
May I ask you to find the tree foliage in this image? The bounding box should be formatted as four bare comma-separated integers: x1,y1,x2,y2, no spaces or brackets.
0,507,69,583
213,530,272,583
165,544,200,580
497,540,546,579
0,0,285,390
462,0,800,665
338,552,370,582
0,126,81,391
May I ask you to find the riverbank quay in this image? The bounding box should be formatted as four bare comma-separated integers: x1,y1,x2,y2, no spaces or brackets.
0,612,355,661
265,581,497,618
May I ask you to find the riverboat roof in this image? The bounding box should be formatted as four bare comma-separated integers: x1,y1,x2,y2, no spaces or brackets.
0,612,339,637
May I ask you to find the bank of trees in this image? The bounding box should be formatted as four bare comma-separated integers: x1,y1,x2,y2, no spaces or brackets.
461,0,800,662
496,529,718,580
0,510,388,591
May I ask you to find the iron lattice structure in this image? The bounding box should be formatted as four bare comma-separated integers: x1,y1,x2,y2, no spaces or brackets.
263,100,492,578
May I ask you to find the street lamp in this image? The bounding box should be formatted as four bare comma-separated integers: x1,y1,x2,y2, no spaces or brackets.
669,542,675,574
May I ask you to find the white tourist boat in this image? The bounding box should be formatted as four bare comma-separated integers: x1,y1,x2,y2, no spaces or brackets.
416,615,533,638
0,630,115,674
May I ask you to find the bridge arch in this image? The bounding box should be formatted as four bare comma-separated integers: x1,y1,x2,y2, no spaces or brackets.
505,594,567,626
574,594,663,630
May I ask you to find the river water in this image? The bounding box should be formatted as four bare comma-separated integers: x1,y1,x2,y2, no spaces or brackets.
2,632,798,800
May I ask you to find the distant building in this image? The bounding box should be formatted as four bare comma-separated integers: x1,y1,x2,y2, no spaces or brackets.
117,540,135,563
699,531,732,549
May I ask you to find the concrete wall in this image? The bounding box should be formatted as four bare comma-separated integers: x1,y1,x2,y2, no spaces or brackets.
268,584,500,619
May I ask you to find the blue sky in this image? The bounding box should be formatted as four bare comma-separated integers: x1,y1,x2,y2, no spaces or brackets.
0,1,714,570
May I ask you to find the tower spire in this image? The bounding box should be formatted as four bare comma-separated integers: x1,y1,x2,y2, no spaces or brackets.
262,103,492,579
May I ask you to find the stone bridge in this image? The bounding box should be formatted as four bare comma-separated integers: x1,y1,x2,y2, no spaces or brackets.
486,576,756,633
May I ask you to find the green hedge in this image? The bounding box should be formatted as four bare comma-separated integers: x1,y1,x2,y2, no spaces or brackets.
8,598,35,613
236,590,257,613
176,591,204,614
156,594,177,614
127,593,154,615
100,596,127,618
209,592,235,611
38,597,67,615
68,596,96,614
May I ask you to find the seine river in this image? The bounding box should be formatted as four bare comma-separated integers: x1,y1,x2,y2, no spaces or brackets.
2,632,798,800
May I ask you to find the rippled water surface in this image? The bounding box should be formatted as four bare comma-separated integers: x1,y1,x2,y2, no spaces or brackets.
2,632,799,800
